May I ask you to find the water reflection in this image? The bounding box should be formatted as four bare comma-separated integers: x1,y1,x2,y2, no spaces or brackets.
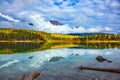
0,42,120,54
0,42,120,80
49,57,63,62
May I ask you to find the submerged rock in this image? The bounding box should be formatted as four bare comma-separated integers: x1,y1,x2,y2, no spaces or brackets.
75,54,79,56
22,71,40,80
93,78,101,80
29,56,33,59
14,71,40,80
49,57,63,62
32,71,40,79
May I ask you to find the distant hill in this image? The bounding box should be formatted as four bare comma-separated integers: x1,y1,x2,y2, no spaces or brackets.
49,20,63,25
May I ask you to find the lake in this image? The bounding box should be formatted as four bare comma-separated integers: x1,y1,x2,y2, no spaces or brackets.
0,42,120,80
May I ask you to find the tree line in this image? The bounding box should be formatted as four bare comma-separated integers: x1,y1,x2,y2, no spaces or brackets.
0,28,120,42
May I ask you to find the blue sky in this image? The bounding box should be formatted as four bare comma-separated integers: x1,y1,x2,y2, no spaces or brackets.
0,0,120,33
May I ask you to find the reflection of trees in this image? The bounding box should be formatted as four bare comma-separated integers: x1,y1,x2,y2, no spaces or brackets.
0,42,44,54
73,42,120,49
0,42,78,54
49,57,63,62
0,42,120,54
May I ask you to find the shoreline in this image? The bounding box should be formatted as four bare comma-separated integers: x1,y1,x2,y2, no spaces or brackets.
0,40,44,43
0,40,120,43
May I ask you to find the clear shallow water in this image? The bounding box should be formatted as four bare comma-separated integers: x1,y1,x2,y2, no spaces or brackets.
0,43,120,80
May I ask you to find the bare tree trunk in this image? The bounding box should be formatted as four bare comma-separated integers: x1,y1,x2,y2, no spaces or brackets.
79,66,120,74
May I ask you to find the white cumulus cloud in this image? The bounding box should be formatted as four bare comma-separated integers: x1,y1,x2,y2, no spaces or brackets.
0,12,20,22
27,13,113,33
0,0,119,33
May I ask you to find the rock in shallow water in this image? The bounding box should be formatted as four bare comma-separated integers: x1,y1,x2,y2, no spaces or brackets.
96,55,112,63
96,55,107,62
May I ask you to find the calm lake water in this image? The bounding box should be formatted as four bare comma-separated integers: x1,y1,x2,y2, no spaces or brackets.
0,42,120,80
